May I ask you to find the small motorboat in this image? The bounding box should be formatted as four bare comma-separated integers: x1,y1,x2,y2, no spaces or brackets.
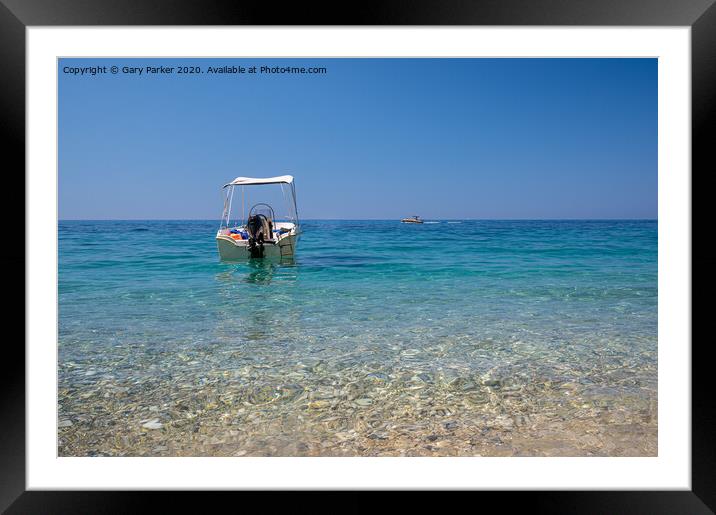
216,175,300,260
401,215,423,224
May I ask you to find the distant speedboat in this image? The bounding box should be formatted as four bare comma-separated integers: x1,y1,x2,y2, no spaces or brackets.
216,175,300,260
401,215,423,224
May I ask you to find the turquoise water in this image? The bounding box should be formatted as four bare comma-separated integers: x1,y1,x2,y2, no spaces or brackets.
58,220,657,456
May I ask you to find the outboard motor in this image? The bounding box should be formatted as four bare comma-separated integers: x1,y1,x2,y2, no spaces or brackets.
246,214,268,258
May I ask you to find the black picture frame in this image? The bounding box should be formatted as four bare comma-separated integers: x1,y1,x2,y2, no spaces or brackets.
2,0,713,512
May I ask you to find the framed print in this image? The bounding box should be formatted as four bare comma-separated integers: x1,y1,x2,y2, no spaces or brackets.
3,0,714,512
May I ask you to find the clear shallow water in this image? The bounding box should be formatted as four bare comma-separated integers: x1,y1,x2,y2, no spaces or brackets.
58,220,657,456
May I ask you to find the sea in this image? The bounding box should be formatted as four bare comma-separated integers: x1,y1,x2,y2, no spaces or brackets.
58,219,658,456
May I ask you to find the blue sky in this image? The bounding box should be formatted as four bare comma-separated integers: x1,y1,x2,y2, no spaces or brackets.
59,58,656,220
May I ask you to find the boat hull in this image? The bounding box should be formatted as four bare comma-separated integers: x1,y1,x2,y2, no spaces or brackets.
216,233,298,261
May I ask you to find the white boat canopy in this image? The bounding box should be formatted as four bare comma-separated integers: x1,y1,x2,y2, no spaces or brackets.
224,175,294,188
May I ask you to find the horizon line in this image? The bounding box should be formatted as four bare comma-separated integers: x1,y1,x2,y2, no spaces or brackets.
58,217,658,221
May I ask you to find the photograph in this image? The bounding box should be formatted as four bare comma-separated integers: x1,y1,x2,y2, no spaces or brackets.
57,57,657,458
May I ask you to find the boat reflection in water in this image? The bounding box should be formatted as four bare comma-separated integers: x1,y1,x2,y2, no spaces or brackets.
243,258,295,285
214,257,301,343
216,256,297,286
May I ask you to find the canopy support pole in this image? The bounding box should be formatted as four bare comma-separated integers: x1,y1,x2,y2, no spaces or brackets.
226,186,234,227
291,182,299,227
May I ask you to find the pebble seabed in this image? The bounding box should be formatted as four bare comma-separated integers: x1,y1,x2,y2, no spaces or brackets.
58,337,656,457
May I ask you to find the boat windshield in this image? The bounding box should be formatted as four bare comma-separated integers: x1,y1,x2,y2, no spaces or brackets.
248,203,275,222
